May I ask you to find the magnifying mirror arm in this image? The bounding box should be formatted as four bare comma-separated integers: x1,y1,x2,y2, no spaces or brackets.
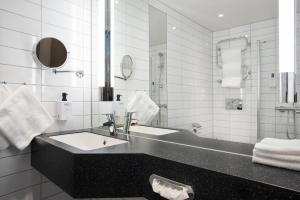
52,69,85,78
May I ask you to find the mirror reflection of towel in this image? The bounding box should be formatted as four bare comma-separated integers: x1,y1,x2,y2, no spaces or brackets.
126,91,159,125
0,85,12,150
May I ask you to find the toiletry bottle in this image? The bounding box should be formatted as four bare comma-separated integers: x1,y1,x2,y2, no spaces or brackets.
113,94,125,125
57,92,72,121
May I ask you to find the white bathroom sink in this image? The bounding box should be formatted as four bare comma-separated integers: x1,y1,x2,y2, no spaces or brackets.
120,125,178,136
49,132,128,151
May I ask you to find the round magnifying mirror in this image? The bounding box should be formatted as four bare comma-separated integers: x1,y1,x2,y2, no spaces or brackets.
33,37,68,69
121,55,133,80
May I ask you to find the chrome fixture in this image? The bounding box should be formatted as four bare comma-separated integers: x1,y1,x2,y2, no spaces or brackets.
52,69,84,78
225,98,243,110
275,106,298,139
102,113,117,136
102,112,133,138
123,112,134,136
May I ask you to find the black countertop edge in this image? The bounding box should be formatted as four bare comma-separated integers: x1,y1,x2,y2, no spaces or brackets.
37,128,300,194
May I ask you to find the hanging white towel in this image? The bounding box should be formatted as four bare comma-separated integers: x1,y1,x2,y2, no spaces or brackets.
0,86,54,150
221,48,242,88
0,85,12,150
126,91,159,125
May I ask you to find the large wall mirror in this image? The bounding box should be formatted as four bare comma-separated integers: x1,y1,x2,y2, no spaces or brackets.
93,0,300,149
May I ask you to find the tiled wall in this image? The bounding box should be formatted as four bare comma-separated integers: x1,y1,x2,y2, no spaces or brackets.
0,0,93,199
213,16,300,143
213,24,257,143
164,4,213,135
93,0,150,126
95,0,214,136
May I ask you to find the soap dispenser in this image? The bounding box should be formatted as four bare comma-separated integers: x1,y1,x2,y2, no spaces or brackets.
113,94,125,125
57,92,72,121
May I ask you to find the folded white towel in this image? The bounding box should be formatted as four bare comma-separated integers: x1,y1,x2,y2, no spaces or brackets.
0,86,54,150
254,138,300,156
126,91,159,125
252,138,300,171
0,85,12,150
252,154,300,171
253,149,300,163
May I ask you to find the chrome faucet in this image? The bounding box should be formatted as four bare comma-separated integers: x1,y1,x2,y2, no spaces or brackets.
103,113,117,136
102,112,134,138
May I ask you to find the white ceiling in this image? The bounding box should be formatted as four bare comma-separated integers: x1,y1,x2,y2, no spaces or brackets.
158,0,279,31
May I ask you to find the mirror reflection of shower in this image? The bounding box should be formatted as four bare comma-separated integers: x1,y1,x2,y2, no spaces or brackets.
149,6,168,127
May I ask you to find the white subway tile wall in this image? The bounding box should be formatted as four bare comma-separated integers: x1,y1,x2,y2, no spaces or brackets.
0,0,93,199
0,0,299,199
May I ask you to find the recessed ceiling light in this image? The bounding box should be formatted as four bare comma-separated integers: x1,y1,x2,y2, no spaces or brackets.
172,26,177,30
115,0,119,4
245,34,249,38
218,14,224,18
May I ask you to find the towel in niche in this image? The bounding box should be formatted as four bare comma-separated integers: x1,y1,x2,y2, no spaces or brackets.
0,85,12,150
0,86,54,150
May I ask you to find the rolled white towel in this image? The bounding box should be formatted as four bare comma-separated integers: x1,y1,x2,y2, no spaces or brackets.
0,86,54,150
0,85,12,150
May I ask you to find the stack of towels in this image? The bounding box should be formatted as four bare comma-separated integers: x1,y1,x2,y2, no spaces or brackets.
0,85,54,151
252,138,300,171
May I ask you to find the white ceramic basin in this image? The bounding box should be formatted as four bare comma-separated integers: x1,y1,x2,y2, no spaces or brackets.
119,125,178,136
50,132,128,151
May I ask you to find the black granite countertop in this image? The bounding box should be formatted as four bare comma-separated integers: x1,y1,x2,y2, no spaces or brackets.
36,128,300,196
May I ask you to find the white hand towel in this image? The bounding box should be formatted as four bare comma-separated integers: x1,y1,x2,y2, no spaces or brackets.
0,85,12,150
126,91,159,125
0,86,54,150
221,48,242,88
